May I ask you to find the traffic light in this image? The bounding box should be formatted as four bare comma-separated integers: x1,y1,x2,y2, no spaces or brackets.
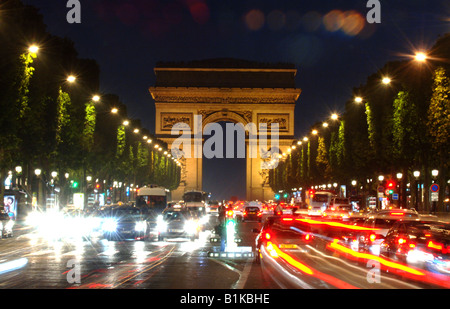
386,180,396,194
283,193,288,199
71,181,79,188
275,194,280,200
309,189,315,198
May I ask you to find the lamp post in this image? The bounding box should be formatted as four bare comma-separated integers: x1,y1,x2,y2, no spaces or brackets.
431,170,439,214
396,173,403,207
413,170,420,210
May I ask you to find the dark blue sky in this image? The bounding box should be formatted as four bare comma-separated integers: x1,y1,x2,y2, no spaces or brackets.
23,0,449,200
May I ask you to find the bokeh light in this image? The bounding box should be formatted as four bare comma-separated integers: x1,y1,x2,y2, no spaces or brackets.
244,9,265,31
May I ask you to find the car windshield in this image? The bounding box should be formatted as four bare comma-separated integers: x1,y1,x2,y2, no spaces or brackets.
246,207,260,212
163,211,187,221
374,218,400,229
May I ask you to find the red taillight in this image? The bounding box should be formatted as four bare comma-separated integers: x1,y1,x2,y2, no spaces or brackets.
282,218,293,222
265,232,271,240
304,233,312,241
428,240,443,251
243,211,247,216
369,234,377,242
227,210,234,217
390,212,405,216
398,237,406,245
257,212,262,216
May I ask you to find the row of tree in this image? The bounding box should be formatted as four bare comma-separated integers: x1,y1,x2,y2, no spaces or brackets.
269,33,450,212
0,0,180,207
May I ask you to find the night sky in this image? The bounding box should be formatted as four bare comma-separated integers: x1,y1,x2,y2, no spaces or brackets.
22,0,450,200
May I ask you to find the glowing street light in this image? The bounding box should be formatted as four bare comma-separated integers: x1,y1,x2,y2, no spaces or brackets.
382,77,391,85
92,95,100,102
133,128,139,134
111,107,118,113
311,129,318,135
323,122,329,128
354,96,363,104
28,45,39,54
67,75,76,83
331,113,339,120
123,120,129,126
303,137,309,142
414,52,427,62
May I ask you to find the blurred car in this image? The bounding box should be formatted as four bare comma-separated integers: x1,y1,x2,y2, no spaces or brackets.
98,205,148,241
207,201,220,214
0,211,14,238
355,209,420,255
253,216,313,264
156,207,200,241
380,220,450,274
322,197,352,221
293,202,308,216
242,206,262,222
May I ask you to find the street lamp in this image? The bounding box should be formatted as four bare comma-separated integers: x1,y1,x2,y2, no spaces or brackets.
111,108,118,113
28,45,39,54
382,77,391,85
431,169,439,178
354,96,363,104
331,113,339,120
92,95,100,102
67,75,76,83
413,170,420,210
414,52,427,62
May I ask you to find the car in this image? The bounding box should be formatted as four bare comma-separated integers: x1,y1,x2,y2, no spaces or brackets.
380,220,450,274
98,205,148,241
242,206,262,222
355,209,420,255
253,216,314,264
0,211,14,238
156,207,200,241
322,197,352,221
207,201,220,214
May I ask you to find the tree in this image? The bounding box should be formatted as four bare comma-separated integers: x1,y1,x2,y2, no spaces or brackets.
427,67,450,211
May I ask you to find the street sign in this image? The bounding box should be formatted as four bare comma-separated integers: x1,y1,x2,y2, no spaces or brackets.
392,193,399,200
430,184,440,193
377,186,384,193
431,192,439,202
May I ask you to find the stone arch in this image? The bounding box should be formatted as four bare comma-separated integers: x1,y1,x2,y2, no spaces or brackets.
149,60,301,201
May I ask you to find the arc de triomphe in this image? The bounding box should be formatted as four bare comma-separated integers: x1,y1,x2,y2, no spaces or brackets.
149,59,301,201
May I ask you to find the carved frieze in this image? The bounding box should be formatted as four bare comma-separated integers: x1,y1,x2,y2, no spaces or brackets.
257,113,289,132
160,113,193,131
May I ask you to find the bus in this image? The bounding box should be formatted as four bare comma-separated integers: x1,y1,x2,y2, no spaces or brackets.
136,186,168,219
182,190,210,215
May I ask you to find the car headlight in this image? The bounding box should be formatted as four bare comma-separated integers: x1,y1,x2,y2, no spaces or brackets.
5,221,14,231
156,221,167,232
135,221,147,232
102,218,118,232
184,220,197,234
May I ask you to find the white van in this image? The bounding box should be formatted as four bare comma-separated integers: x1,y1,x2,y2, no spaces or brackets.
307,191,334,216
